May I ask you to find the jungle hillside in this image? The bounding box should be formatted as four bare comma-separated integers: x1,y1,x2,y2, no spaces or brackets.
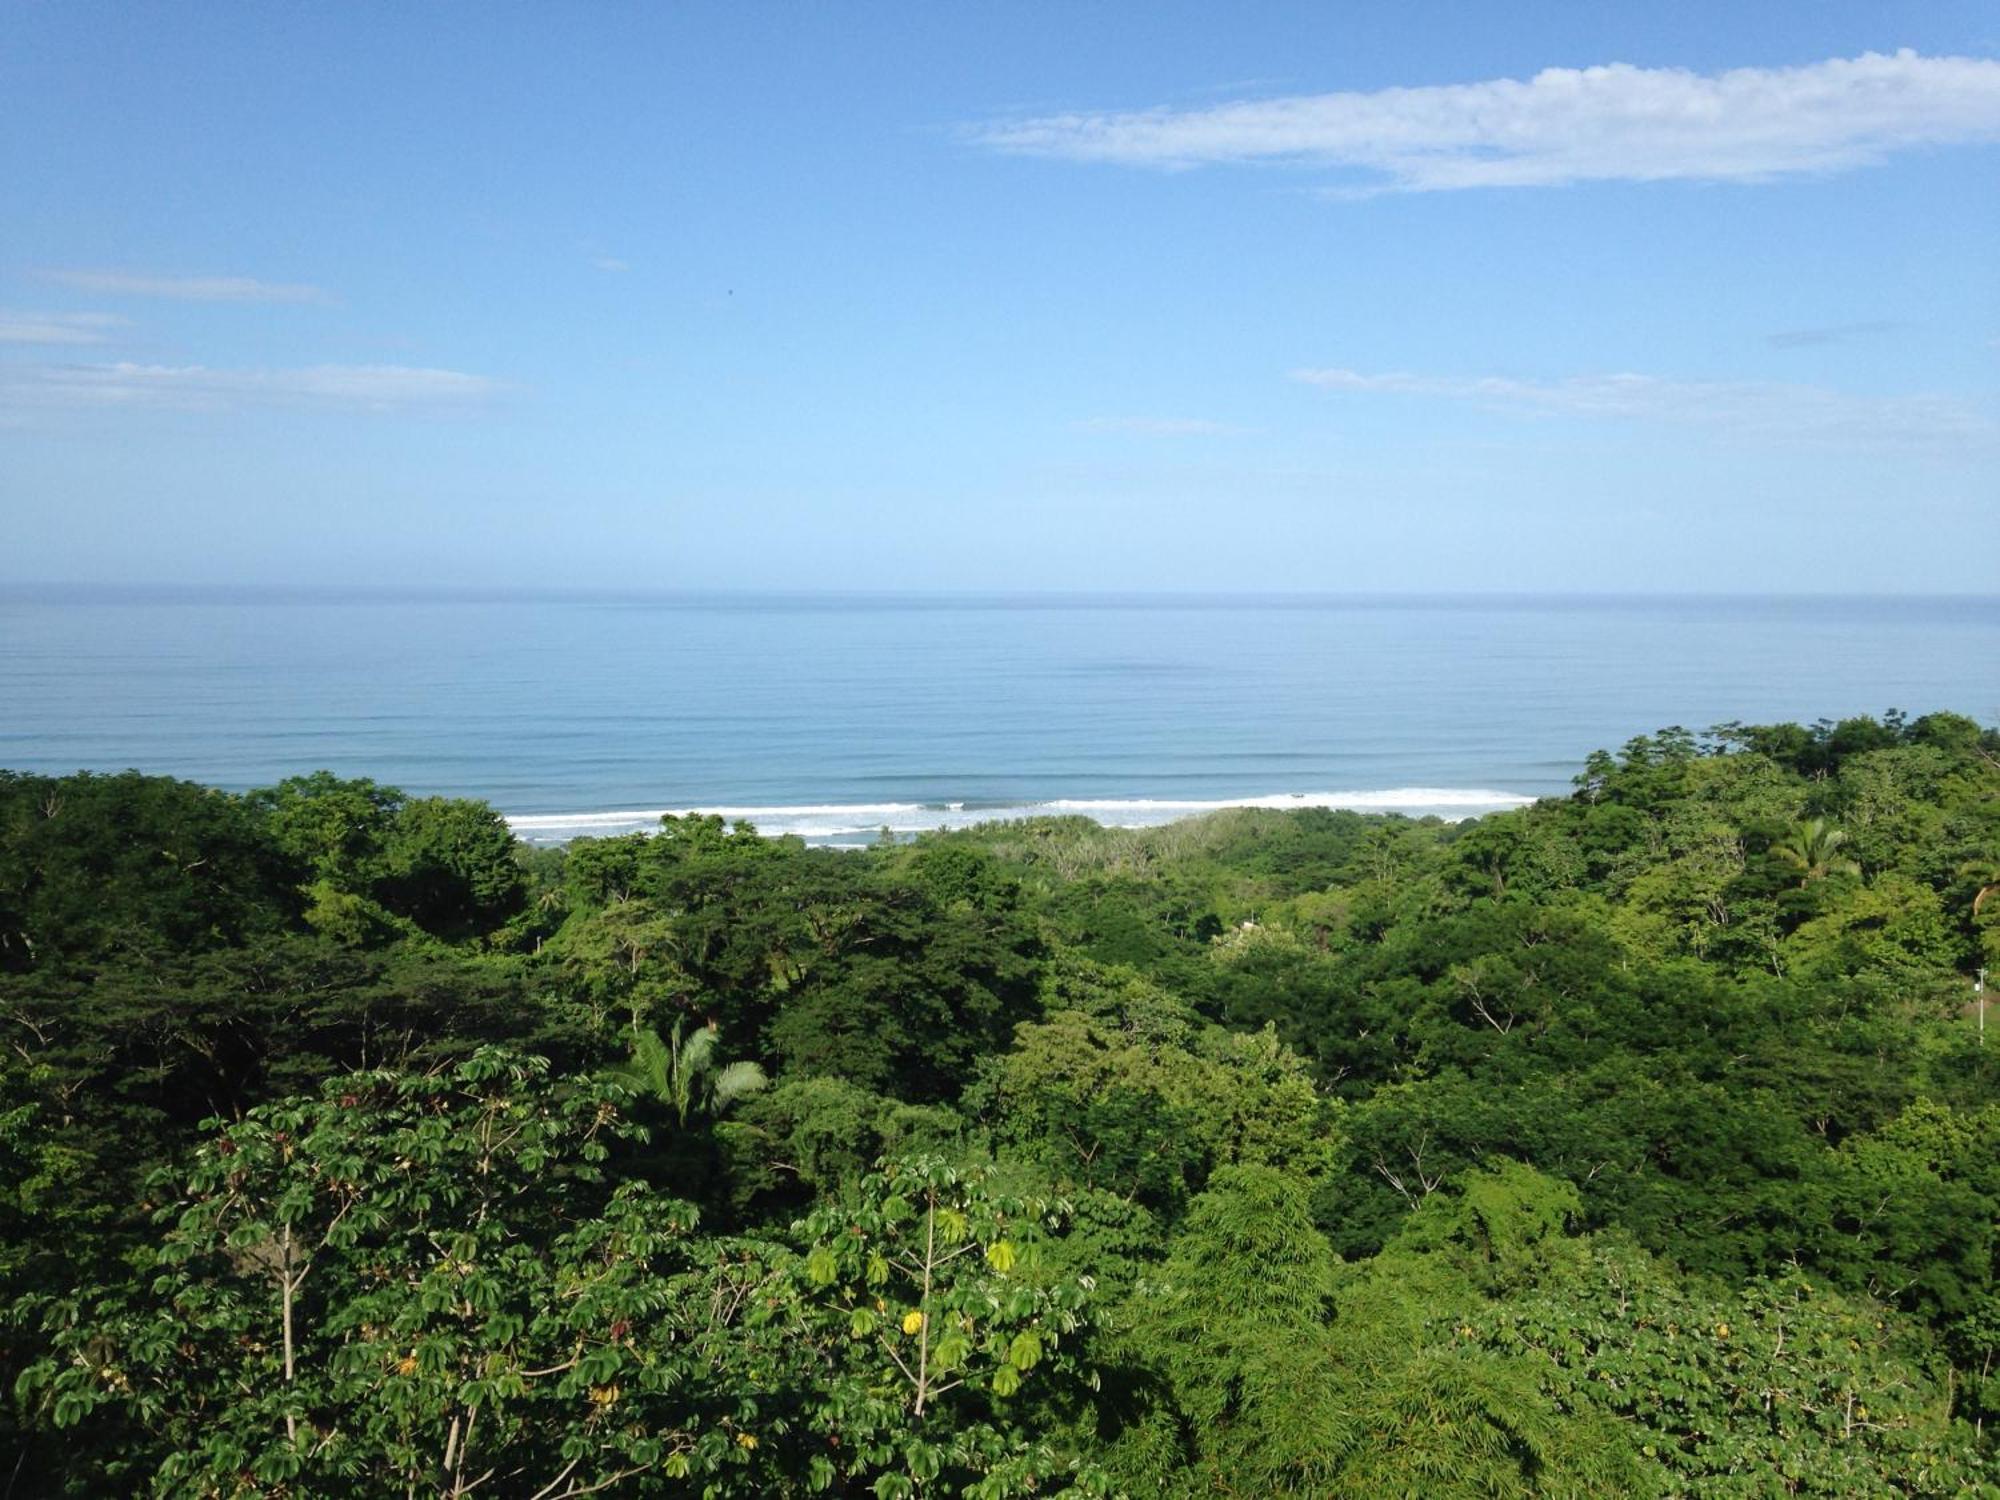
4,709,2000,1496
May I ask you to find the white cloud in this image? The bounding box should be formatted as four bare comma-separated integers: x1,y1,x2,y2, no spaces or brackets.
592,256,632,273
1073,416,1247,436
1292,366,1995,446
974,49,2000,191
35,269,331,303
0,310,126,345
0,361,506,413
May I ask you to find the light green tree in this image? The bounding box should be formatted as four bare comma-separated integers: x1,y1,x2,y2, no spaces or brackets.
703,1155,1109,1497
1772,818,1861,885
617,1017,769,1127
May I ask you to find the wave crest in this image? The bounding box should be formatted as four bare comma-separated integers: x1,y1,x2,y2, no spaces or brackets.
506,788,1535,845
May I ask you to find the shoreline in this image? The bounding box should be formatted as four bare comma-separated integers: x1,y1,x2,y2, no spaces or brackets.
504,787,1539,846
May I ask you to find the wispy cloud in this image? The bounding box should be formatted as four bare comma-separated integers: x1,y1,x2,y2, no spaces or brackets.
1764,320,1896,349
0,362,506,414
34,268,330,303
974,49,2000,192
591,256,632,273
1292,366,1995,446
0,310,126,346
1073,416,1248,436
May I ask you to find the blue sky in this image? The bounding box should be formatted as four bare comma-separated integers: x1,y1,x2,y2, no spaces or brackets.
3,1,1996,592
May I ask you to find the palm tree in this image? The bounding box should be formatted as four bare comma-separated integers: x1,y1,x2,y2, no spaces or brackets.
1770,819,1860,886
616,1017,768,1127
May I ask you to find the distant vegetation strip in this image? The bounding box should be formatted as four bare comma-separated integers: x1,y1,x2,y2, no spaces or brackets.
506,788,1539,845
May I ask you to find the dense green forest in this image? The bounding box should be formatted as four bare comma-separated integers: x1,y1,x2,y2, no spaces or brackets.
4,710,1999,1496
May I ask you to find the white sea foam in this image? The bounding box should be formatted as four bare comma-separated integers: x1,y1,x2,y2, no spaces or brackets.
505,788,1537,845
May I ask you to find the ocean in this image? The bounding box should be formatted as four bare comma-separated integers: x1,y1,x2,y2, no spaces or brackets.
3,589,1996,844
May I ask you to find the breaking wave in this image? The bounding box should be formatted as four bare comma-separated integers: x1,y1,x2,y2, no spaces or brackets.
506,787,1536,845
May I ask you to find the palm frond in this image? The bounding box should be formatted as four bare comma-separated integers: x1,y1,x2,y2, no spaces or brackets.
677,1022,720,1079
709,1060,770,1111
615,1027,675,1104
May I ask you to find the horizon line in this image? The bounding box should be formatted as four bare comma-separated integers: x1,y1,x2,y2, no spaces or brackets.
3,581,1999,607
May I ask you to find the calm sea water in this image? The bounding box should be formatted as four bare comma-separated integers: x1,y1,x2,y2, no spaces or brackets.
3,589,1995,843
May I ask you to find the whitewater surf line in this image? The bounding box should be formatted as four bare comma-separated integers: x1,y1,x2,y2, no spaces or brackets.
505,788,1537,845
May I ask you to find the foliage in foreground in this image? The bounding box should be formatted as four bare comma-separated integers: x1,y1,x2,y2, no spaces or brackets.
3,708,1999,1494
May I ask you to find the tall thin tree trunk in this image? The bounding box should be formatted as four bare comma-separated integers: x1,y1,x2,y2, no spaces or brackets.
280,1223,299,1444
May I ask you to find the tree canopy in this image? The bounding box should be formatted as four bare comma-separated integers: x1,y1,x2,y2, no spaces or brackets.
5,709,2000,1494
